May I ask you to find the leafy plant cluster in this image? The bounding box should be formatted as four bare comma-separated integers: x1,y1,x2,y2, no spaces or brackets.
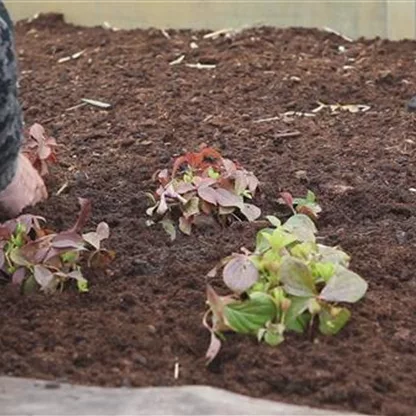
204,213,368,363
146,145,261,239
22,123,58,177
0,198,114,294
0,122,115,296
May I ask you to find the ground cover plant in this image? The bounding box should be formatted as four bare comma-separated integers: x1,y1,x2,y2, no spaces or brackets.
2,14,416,416
0,122,113,294
146,145,261,239
204,213,368,363
0,198,113,294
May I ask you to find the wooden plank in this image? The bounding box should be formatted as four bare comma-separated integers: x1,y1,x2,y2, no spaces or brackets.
3,0,404,40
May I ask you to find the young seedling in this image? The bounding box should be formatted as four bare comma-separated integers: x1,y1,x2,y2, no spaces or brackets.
0,198,114,294
278,190,322,221
146,145,261,239
204,212,367,364
22,123,58,177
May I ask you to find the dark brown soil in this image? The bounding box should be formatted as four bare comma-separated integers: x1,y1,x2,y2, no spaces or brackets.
1,13,416,416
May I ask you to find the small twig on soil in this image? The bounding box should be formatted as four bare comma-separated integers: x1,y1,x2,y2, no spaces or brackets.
203,115,214,123
253,116,280,123
274,131,301,139
81,98,112,109
174,360,180,380
161,29,171,39
56,182,69,196
58,50,86,64
203,28,234,39
322,26,353,42
66,102,87,112
185,63,216,69
169,54,185,66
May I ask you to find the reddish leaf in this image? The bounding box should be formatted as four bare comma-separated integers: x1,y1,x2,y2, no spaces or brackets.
198,186,218,205
179,216,192,235
33,265,55,289
215,188,243,208
52,232,84,249
12,268,26,286
234,171,249,194
206,284,225,322
205,328,222,365
200,200,215,214
280,191,294,208
246,173,260,194
296,205,318,221
175,182,195,194
221,158,237,176
69,198,92,233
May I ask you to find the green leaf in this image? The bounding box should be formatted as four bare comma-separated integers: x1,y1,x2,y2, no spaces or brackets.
224,292,277,334
207,167,220,179
266,228,297,251
223,254,259,294
9,248,31,267
284,296,310,333
61,251,78,264
279,256,317,297
255,228,273,253
317,245,350,267
319,266,368,303
76,277,89,293
258,249,281,283
319,306,351,335
312,262,335,282
282,214,317,242
266,215,281,228
289,242,316,261
306,190,316,202
264,328,285,346
22,275,38,294
161,219,176,241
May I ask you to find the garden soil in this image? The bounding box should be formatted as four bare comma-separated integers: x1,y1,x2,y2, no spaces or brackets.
1,14,416,416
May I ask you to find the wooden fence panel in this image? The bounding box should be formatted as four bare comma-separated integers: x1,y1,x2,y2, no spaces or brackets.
3,0,414,40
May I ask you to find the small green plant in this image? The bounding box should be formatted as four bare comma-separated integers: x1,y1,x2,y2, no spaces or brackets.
146,145,261,240
278,190,322,221
0,198,114,294
204,213,367,364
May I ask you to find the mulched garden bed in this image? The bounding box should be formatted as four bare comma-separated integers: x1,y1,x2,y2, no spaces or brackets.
1,13,416,416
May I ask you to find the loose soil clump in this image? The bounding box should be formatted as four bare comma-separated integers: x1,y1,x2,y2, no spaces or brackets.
1,14,416,416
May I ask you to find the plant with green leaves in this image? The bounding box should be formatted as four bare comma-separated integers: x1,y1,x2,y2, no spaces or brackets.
203,213,367,364
278,190,322,221
146,145,261,240
0,198,114,294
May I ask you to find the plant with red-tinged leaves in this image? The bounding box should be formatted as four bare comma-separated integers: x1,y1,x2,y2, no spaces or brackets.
22,123,58,177
0,198,114,294
278,190,322,221
146,145,261,239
